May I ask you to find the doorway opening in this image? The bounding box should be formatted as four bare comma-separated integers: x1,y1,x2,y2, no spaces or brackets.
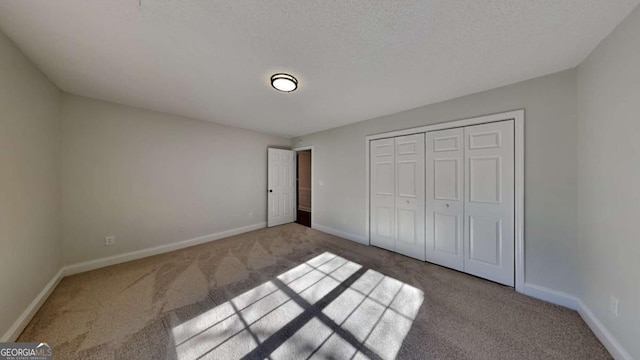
295,149,312,227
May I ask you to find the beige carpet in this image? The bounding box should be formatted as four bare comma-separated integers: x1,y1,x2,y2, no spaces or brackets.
19,223,610,359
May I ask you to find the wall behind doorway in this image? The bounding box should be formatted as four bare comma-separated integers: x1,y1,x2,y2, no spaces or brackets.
297,151,312,212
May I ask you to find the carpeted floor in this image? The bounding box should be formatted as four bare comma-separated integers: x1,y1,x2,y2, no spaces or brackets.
19,223,610,359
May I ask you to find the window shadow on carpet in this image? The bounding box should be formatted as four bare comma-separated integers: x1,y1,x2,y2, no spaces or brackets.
171,252,424,360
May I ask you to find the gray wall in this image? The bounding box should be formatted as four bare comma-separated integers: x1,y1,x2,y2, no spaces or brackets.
0,32,63,338
61,94,290,264
576,5,640,359
293,69,579,295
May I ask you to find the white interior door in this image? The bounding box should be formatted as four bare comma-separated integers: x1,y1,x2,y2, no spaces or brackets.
464,121,515,286
426,128,464,271
370,138,395,251
268,148,296,227
394,134,426,260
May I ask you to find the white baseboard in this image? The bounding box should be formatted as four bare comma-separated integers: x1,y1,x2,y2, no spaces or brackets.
4,225,632,360
521,283,579,310
312,223,368,245
1,223,267,342
577,300,632,360
1,267,65,342
65,222,266,276
521,284,632,359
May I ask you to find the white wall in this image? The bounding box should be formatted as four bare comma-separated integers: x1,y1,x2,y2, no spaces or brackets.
61,94,290,265
293,69,579,295
576,5,640,359
0,31,63,337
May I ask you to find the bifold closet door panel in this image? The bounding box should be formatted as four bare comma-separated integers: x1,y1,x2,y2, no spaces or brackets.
370,138,395,252
394,134,426,261
425,128,464,271
463,120,515,286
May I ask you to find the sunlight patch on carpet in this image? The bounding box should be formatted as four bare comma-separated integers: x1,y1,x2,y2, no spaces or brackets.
172,252,424,360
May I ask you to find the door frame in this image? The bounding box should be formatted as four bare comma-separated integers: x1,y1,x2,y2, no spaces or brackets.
365,109,525,291
293,146,314,229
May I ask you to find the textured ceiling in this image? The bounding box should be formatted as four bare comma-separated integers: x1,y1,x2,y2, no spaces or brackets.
0,1,638,137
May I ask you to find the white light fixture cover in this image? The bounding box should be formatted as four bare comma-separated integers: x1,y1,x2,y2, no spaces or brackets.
271,73,298,92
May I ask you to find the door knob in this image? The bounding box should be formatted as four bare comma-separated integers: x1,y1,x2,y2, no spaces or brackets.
269,189,273,193
445,203,450,207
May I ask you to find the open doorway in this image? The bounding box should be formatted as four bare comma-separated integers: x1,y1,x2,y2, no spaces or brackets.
295,148,312,227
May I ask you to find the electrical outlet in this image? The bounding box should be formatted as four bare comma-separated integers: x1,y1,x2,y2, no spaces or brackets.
248,211,254,218
610,295,619,317
105,236,115,246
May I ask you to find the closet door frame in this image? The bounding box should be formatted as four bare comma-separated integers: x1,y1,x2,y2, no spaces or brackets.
365,110,524,291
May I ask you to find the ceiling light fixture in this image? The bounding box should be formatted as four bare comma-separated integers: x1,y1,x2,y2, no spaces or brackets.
271,73,298,92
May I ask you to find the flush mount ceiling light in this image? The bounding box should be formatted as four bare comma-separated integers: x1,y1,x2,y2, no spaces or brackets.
271,73,298,92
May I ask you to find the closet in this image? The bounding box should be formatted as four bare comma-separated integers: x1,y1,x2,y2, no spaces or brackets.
369,119,515,286
370,134,425,261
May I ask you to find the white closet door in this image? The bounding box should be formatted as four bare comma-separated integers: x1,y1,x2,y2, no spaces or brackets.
394,134,426,261
425,128,464,271
268,148,296,227
370,138,395,252
464,121,515,286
